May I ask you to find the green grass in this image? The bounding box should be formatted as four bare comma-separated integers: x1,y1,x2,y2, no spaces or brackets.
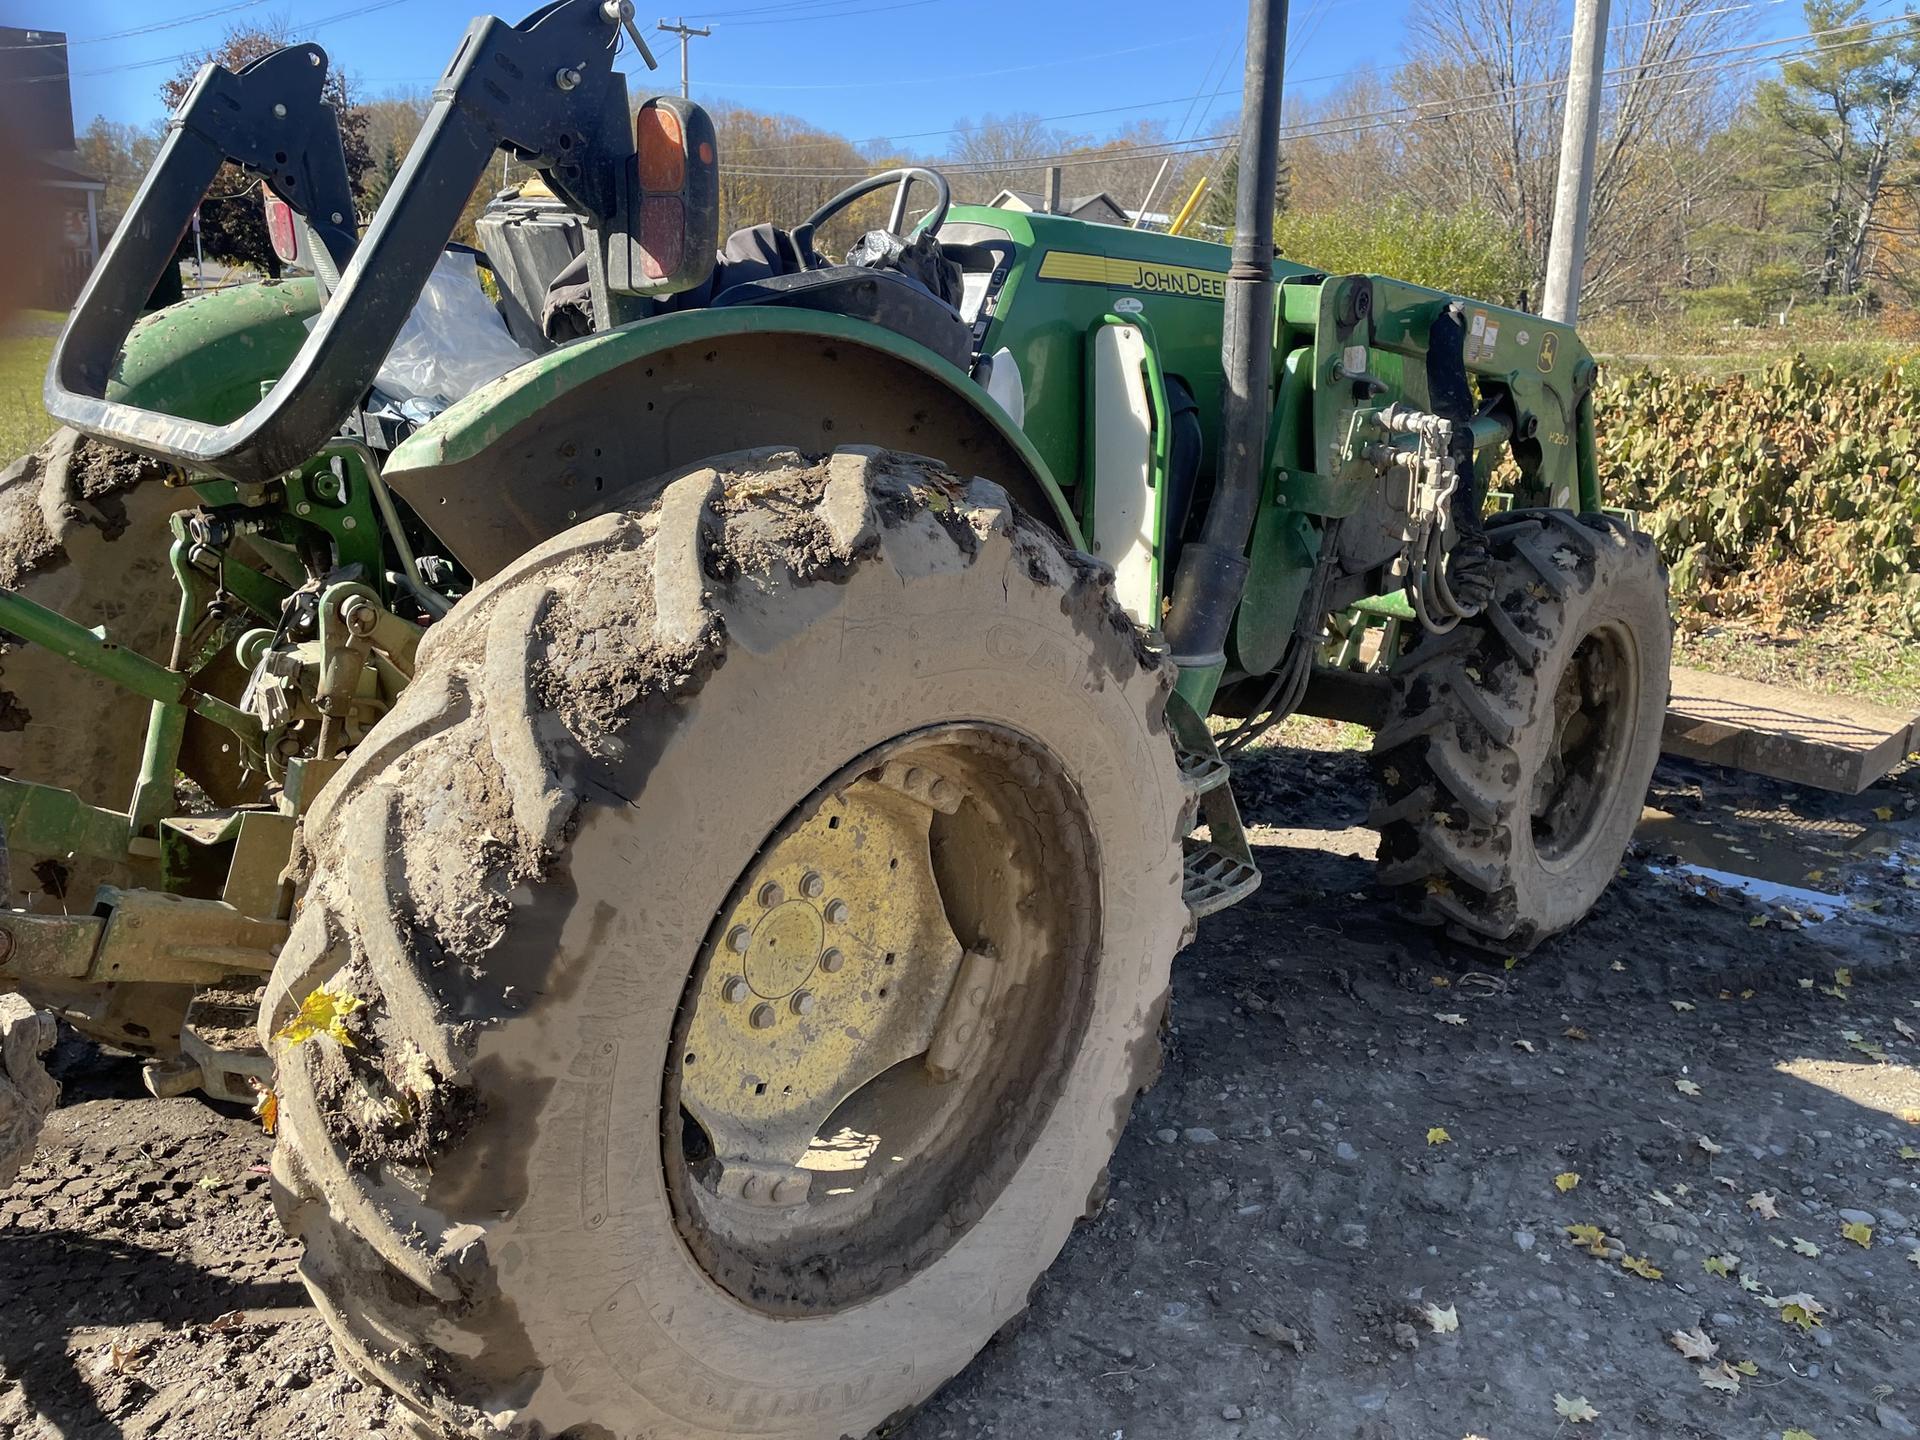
0,330,56,469
1675,617,1920,715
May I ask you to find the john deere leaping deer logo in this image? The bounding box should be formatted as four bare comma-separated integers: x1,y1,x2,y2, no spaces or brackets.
1538,332,1560,373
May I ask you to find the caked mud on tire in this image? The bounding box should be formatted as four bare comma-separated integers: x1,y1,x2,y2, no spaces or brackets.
1371,510,1671,953
264,448,1192,1439
0,427,253,907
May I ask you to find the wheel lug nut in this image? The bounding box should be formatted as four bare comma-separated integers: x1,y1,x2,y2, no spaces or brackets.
905,766,924,788
930,777,952,804
791,990,815,1016
824,899,849,925
820,948,844,973
721,977,751,1004
800,871,825,898
757,881,784,908
727,925,751,953
750,1003,776,1030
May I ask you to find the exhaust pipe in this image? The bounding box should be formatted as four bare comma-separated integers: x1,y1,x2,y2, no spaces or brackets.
1162,0,1288,671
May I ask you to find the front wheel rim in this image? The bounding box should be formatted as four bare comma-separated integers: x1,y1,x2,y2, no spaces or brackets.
661,722,1102,1317
1532,618,1640,870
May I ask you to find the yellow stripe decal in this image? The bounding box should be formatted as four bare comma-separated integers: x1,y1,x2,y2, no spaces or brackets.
1036,250,1228,300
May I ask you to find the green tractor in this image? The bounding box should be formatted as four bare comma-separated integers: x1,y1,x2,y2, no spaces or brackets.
0,0,1668,1432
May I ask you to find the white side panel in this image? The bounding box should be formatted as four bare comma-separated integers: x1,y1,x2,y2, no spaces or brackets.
1088,323,1158,626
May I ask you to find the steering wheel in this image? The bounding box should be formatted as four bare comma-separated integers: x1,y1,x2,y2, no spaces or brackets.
792,166,952,269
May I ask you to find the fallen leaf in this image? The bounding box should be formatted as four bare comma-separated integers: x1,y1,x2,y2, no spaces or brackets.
1698,1135,1724,1156
1435,1013,1468,1026
1908,1249,1920,1270
1563,1026,1590,1041
1609,959,1626,971
1834,968,1852,988
1748,915,1768,928
1733,1360,1759,1376
1841,1220,1873,1248
253,1089,278,1137
1514,1039,1537,1054
1901,1145,1920,1161
1431,975,1451,988
1702,1254,1739,1277
1819,986,1849,1001
1621,1254,1664,1280
1850,1038,1890,1062
1747,1191,1780,1219
1554,1171,1581,1193
1700,1363,1741,1395
1565,1223,1611,1256
1874,805,1894,821
1422,1302,1460,1334
1739,1273,1763,1292
1676,1078,1703,1096
1651,1189,1676,1209
400,1041,438,1097
1669,1326,1718,1362
1554,1394,1599,1424
1246,1313,1305,1352
1896,1020,1918,1044
1427,1127,1452,1146
195,1174,224,1193
1777,1293,1828,1331
274,982,365,1048
1792,1238,1821,1257
1783,1430,1819,1440
1671,1000,1696,1013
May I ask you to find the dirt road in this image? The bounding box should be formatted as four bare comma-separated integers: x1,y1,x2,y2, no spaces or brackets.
3,735,1916,1440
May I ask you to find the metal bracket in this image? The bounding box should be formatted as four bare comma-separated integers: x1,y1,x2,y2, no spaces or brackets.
0,888,284,989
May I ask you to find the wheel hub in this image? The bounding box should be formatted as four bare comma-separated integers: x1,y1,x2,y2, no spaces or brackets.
680,759,968,1206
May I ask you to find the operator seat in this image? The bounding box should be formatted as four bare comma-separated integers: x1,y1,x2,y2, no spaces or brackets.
706,267,972,372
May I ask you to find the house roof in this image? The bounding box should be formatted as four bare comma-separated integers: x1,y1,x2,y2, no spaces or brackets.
990,188,1128,220
29,153,104,188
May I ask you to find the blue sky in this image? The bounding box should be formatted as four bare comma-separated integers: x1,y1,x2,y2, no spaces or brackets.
8,0,1812,161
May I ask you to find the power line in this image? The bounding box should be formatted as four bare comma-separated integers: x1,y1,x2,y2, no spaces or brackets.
0,0,276,50
716,21,1914,180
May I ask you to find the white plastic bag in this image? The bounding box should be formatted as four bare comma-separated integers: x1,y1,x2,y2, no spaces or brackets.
374,251,536,406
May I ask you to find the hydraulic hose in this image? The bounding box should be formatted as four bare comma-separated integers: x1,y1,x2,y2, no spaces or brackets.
1161,0,1289,669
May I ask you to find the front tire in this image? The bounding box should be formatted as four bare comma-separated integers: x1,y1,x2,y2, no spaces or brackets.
1371,510,1671,952
265,448,1191,1439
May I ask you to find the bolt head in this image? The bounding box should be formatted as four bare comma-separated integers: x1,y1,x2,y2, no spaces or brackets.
555,65,582,90
791,990,815,1016
800,871,825,899
820,948,844,973
750,1003,776,1030
824,899,849,925
721,977,750,1004
273,103,287,118
757,881,784,909
727,925,751,953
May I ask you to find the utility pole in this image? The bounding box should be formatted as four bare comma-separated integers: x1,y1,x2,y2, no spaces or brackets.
1542,0,1609,323
657,17,711,99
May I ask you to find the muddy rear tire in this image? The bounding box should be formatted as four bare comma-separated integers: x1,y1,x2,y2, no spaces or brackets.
0,428,253,907
1370,510,1670,952
265,448,1191,1439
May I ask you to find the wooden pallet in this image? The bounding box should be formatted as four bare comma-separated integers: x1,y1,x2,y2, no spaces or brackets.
1663,667,1918,794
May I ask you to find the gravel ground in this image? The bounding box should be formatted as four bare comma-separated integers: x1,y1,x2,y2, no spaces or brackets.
2,737,1916,1440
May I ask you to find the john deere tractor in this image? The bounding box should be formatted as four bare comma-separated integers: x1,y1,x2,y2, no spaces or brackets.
0,0,1669,1432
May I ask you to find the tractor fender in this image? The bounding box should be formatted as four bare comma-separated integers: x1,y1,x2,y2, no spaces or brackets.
382,307,1082,579
109,279,324,422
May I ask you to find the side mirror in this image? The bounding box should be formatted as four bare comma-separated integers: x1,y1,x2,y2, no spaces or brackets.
605,95,718,297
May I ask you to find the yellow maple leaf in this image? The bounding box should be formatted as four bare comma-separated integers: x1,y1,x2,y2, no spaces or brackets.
253,1089,279,1137
1780,1303,1822,1332
1732,1360,1759,1376
1431,975,1451,988
1675,1078,1703,1096
1554,1171,1581,1192
1747,1191,1780,1219
1783,1430,1819,1440
1702,1254,1738,1277
1834,968,1853,988
274,983,365,1049
1563,1026,1590,1041
1565,1222,1610,1256
1873,805,1894,821
1553,1394,1599,1424
1621,1254,1664,1280
1422,1302,1459,1334
1841,1220,1873,1248
1792,1238,1821,1257
1427,1126,1452,1145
